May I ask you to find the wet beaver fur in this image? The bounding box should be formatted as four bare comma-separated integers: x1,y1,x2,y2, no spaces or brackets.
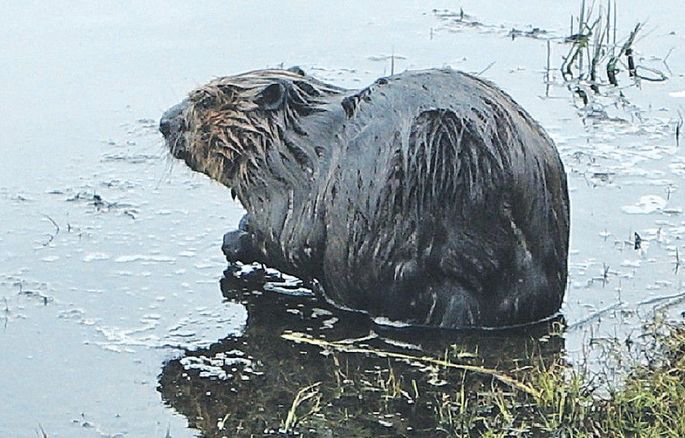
160,67,569,328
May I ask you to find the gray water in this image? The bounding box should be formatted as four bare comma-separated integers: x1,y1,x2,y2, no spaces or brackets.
1,1,684,436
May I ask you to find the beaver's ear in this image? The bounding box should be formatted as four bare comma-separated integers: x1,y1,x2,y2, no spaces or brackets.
255,81,287,111
287,66,306,76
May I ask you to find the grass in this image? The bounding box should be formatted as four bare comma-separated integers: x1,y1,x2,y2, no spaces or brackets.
282,382,322,433
279,316,685,437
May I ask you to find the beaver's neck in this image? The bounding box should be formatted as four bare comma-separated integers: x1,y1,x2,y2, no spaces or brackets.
231,99,349,267
234,98,347,209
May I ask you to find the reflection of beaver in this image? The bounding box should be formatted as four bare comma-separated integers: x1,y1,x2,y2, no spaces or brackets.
160,67,569,328
158,271,565,436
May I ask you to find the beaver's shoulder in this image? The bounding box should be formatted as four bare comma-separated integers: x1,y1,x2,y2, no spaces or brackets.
339,68,515,120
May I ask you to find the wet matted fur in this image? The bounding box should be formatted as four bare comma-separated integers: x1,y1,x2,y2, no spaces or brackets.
160,67,569,328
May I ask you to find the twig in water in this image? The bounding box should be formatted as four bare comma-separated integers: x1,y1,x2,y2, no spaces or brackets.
2,297,9,330
637,291,685,307
575,86,589,106
662,47,674,75
654,291,685,312
42,215,60,246
606,0,612,50
634,65,668,82
626,47,636,77
676,111,683,148
593,262,611,286
282,332,541,398
37,424,48,438
612,0,617,50
674,248,681,274
589,15,608,93
607,23,642,86
567,302,623,330
545,39,551,97
282,382,321,432
477,61,496,76
569,14,574,36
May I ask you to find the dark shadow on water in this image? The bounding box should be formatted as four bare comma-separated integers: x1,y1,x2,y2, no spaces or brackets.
158,267,566,437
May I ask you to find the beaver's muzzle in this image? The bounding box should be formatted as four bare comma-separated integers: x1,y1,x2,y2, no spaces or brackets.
160,99,190,157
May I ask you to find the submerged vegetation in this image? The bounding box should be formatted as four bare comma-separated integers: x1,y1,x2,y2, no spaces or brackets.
275,316,685,437
158,273,685,437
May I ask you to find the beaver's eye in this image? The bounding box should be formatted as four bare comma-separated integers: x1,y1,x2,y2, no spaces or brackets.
216,84,236,100
199,95,215,108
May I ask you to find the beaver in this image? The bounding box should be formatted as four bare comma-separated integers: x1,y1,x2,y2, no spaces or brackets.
160,67,569,328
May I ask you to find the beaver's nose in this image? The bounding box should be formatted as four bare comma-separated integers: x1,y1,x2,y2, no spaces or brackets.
160,99,190,138
159,118,172,137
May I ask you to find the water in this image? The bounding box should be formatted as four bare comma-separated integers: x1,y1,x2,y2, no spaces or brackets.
1,1,684,436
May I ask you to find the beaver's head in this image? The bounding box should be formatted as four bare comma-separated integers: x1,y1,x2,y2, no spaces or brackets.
160,67,342,188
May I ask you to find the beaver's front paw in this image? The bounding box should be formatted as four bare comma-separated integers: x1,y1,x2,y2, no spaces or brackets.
222,230,257,263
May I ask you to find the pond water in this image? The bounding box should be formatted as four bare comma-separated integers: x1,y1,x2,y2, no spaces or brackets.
1,1,684,436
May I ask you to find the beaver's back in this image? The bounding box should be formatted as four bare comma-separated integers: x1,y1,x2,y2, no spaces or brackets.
319,69,568,327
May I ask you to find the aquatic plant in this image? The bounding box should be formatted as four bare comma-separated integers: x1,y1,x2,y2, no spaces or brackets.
279,316,685,437
558,0,669,107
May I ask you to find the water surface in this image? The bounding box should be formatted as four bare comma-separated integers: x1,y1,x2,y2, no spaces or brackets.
1,1,684,436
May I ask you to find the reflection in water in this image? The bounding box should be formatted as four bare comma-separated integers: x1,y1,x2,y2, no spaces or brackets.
159,266,565,437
